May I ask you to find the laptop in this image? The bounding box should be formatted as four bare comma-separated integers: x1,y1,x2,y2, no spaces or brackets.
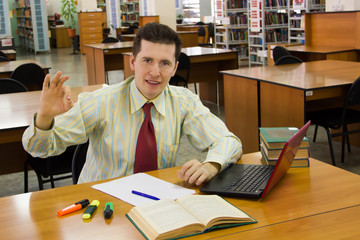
200,121,311,198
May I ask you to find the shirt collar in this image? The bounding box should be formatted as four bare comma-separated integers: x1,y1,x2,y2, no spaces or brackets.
129,78,167,117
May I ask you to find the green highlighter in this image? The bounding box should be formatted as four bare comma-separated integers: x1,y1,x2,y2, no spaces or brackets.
104,202,113,219
82,200,100,220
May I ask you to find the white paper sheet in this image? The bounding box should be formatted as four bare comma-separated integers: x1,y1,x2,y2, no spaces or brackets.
91,173,196,206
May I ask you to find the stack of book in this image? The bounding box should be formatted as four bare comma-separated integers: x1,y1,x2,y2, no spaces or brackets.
259,127,310,167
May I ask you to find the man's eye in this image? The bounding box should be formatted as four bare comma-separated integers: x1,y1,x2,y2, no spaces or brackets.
144,59,151,63
162,61,170,66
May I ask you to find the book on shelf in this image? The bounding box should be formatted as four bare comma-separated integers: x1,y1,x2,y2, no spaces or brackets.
126,194,257,240
260,144,310,167
259,127,310,149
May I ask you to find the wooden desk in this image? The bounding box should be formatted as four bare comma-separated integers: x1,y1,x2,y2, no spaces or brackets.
84,42,133,85
0,59,50,79
50,27,72,48
2,49,16,60
222,60,360,153
123,47,239,104
0,85,104,175
286,45,359,63
1,152,360,239
122,31,199,48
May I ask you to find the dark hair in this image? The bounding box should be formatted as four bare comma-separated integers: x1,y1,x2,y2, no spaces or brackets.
132,22,182,61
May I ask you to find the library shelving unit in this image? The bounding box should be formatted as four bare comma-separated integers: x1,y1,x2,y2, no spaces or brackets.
248,0,288,66
120,0,139,27
15,0,50,53
288,0,325,44
214,0,248,65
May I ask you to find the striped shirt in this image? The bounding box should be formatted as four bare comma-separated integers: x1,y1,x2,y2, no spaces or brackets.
22,76,242,183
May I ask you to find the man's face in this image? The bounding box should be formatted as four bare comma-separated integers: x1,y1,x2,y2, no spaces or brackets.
130,40,178,100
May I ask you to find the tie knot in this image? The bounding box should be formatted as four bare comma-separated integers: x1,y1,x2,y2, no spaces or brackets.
142,103,153,117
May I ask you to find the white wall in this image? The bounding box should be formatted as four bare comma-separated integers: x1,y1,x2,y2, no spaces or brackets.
47,0,97,15
155,0,176,30
326,0,360,11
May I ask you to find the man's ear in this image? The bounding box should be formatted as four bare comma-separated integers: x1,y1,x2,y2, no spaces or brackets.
130,53,135,71
171,61,179,77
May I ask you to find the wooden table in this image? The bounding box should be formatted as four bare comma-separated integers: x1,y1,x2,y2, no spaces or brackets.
50,27,72,48
2,49,16,60
222,60,360,153
0,84,105,175
286,45,359,63
123,47,239,105
122,31,199,48
84,42,133,85
1,152,359,239
0,59,50,79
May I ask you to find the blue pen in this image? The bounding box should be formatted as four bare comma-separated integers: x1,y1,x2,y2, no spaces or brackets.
131,190,160,201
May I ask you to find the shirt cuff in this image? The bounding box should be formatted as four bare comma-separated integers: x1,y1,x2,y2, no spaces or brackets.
31,113,54,139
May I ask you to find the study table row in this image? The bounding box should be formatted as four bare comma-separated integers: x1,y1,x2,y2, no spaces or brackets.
84,43,239,105
222,59,360,154
1,152,359,239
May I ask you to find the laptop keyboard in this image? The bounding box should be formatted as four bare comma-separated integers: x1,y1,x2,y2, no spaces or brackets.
225,165,273,193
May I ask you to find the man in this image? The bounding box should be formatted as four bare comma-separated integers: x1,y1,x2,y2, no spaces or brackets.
22,23,242,185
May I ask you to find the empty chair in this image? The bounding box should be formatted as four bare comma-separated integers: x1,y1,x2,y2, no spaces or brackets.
117,33,124,42
169,52,196,93
307,76,360,166
0,50,9,59
197,27,206,45
10,63,46,91
0,56,9,62
101,37,119,43
72,141,89,184
274,55,303,66
0,78,28,94
272,46,290,63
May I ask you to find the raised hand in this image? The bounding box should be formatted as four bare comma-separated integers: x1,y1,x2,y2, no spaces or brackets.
35,71,73,130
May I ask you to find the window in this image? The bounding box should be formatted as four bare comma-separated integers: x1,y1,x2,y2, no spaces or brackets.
183,0,200,23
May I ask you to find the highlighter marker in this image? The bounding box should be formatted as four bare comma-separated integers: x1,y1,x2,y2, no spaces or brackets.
103,202,113,219
82,200,100,220
57,199,90,216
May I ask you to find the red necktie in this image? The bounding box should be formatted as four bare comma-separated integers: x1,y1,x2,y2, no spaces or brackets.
134,103,158,173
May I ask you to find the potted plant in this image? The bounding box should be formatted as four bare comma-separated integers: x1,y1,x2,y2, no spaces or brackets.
176,14,183,24
61,0,77,38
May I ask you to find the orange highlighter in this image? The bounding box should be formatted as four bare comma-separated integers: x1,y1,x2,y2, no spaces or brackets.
57,199,90,216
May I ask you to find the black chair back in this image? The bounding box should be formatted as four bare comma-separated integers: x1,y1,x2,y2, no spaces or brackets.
169,52,191,89
0,50,8,59
273,46,290,63
0,56,10,62
102,37,119,43
117,33,124,42
0,78,28,94
198,27,206,37
72,141,89,184
274,55,303,66
10,63,46,91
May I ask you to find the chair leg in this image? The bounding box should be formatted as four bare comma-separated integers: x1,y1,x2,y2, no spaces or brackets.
344,124,351,153
24,161,29,193
341,133,346,164
34,171,44,191
325,128,336,166
105,72,109,85
313,125,318,142
50,175,55,188
194,83,197,94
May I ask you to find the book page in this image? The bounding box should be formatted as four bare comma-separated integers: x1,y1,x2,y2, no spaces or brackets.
128,198,204,239
176,195,251,228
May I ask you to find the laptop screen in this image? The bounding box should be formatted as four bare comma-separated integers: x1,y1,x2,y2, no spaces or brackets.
261,120,311,198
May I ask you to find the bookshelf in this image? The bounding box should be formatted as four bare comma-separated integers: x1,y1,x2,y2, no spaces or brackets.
288,0,325,44
214,0,248,66
120,0,139,27
15,0,50,53
248,0,288,67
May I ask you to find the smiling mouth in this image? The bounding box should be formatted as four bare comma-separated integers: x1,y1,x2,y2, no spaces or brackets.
146,80,161,85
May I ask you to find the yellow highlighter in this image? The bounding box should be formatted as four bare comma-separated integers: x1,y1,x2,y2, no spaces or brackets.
82,200,100,220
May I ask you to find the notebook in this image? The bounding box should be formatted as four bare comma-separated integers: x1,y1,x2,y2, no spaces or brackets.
200,121,311,198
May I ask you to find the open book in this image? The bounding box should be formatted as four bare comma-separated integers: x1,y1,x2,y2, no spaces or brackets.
126,194,256,240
